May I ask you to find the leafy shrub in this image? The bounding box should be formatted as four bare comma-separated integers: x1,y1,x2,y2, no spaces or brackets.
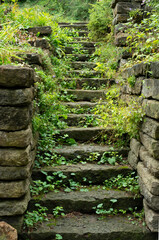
88,0,113,41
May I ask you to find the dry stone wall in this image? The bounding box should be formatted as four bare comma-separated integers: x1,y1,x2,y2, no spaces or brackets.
0,65,36,231
112,0,159,233
122,62,159,232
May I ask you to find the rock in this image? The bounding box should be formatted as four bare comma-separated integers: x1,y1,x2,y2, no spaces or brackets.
128,150,139,170
0,127,32,148
143,99,159,120
150,62,159,78
0,221,17,240
141,117,159,140
139,146,159,178
115,32,127,46
139,180,159,211
0,162,32,180
0,106,31,131
0,65,34,88
0,191,30,216
0,88,34,106
142,78,159,100
127,77,143,95
137,162,159,196
114,2,136,16
0,145,31,166
27,26,52,36
130,138,141,157
139,132,159,159
113,14,129,25
0,216,24,233
144,200,159,232
25,53,43,65
28,39,51,50
0,179,29,198
111,0,131,9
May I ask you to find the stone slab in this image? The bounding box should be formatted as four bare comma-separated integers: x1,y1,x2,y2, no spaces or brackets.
144,200,159,232
139,146,159,178
0,162,32,180
141,117,159,140
111,0,131,9
0,216,24,233
143,99,159,120
113,14,129,25
0,191,30,216
29,188,142,214
0,88,34,106
0,65,34,88
150,62,159,78
115,32,127,46
0,145,31,166
128,150,139,170
28,39,51,50
19,214,156,240
27,26,52,35
142,78,159,100
139,179,159,211
0,106,31,131
0,179,29,198
140,132,159,159
130,138,141,157
137,162,159,196
114,2,136,16
0,127,32,148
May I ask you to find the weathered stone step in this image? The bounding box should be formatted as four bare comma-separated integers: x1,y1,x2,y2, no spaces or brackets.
66,54,91,61
62,101,107,114
59,24,88,30
70,41,96,48
65,89,106,101
67,70,100,78
65,78,114,89
32,163,132,184
78,31,89,37
26,26,52,36
19,214,156,240
29,188,142,214
65,46,94,54
73,37,90,41
58,22,88,26
54,144,129,160
59,127,112,142
61,113,99,126
71,61,96,70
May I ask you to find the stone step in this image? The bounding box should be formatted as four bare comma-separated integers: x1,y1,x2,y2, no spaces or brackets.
58,22,88,26
73,37,90,41
71,61,96,70
60,113,99,126
54,144,129,160
70,41,96,48
64,89,106,101
59,127,112,142
65,78,114,89
32,163,132,184
62,101,107,114
29,188,142,214
65,46,95,54
59,24,88,30
67,70,100,78
78,31,89,37
66,54,91,61
19,214,156,240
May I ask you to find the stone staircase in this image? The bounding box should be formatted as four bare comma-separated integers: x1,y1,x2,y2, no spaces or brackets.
19,23,157,240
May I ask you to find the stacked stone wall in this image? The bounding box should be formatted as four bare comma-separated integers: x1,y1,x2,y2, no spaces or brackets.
0,65,36,231
122,62,159,232
112,0,159,232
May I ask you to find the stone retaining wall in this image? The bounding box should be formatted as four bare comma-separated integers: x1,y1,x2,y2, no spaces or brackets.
122,62,159,232
0,65,36,231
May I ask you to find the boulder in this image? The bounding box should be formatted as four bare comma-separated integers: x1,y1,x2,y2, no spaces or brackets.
128,150,139,170
143,99,159,120
0,65,34,88
144,200,159,232
142,78,159,100
0,221,17,240
140,132,159,159
141,117,159,140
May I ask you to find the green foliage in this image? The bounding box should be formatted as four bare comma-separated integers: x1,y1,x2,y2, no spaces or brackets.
127,75,136,87
55,234,63,240
53,206,65,218
24,203,48,228
94,86,144,142
88,0,113,41
103,172,140,194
